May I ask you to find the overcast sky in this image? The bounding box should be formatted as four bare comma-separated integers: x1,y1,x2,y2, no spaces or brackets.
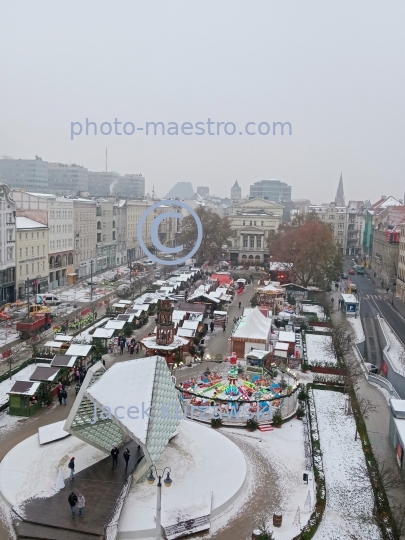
0,1,404,203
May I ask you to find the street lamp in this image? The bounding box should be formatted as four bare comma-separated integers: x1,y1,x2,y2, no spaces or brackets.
147,465,172,540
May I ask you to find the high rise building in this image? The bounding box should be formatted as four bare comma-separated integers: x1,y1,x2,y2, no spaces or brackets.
231,180,242,202
0,183,16,303
249,179,291,204
0,157,48,193
111,174,145,199
165,182,195,200
88,171,120,197
47,163,89,195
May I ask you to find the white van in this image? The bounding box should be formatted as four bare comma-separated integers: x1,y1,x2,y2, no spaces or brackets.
35,293,61,306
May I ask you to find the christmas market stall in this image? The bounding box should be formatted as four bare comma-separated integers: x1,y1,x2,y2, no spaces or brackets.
8,381,42,416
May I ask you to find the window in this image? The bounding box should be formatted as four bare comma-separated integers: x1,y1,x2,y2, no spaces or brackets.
37,232,39,238
243,235,248,248
37,246,39,255
25,247,28,257
250,221,252,226
257,236,262,248
19,248,22,257
254,221,257,226
250,237,255,248
31,263,34,272
26,264,29,274
261,221,264,226
20,265,22,275
31,247,34,256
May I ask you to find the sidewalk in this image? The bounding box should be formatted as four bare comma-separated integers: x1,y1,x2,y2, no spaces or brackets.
330,302,405,537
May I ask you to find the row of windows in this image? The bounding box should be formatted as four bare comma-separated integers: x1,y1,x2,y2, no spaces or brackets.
19,262,46,275
20,246,45,257
50,210,73,218
0,247,14,261
50,224,73,234
19,232,46,240
50,238,72,249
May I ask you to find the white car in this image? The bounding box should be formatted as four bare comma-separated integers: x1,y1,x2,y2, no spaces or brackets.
364,362,378,374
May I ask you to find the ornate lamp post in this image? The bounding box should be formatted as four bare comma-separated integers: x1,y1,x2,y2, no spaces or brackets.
147,465,173,540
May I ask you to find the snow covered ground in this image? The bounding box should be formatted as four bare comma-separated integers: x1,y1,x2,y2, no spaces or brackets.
305,334,337,365
348,317,365,344
379,317,405,376
302,304,326,321
313,390,381,540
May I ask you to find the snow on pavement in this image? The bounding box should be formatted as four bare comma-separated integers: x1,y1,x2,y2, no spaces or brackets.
313,390,381,540
348,317,365,344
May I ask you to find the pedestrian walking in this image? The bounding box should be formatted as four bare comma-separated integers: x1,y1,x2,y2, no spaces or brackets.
238,301,241,309
61,388,67,406
80,371,85,383
210,321,214,333
222,322,226,332
75,369,80,382
123,448,130,470
126,339,130,352
129,343,134,355
75,382,81,396
68,457,75,480
111,446,119,468
58,389,63,406
136,343,140,354
102,358,106,367
77,493,85,517
120,340,125,355
68,492,78,518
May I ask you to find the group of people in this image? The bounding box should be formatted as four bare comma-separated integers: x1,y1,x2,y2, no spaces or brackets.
68,491,85,518
111,446,132,470
110,336,140,355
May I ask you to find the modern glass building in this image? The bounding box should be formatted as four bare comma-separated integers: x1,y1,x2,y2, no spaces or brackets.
249,179,291,203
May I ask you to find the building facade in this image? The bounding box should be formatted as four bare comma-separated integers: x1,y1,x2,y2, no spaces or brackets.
113,200,127,266
249,179,291,204
95,199,116,272
15,217,49,299
309,202,347,252
228,198,283,265
73,198,97,278
111,174,145,199
126,201,154,262
231,180,242,203
346,201,365,255
47,163,88,195
396,223,405,302
0,157,48,193
0,184,16,303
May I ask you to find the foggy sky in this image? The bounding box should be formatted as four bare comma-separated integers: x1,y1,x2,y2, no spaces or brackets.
0,1,404,203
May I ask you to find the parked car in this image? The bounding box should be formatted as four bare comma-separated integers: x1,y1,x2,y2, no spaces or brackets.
364,362,379,374
349,269,356,275
342,273,348,279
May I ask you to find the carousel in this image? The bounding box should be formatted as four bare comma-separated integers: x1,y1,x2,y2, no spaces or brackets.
176,352,300,423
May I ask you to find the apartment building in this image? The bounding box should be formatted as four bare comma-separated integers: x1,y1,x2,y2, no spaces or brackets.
396,224,405,302
111,174,145,199
16,217,49,299
0,184,16,303
95,199,116,272
11,191,75,289
88,171,120,197
228,198,283,266
309,202,347,251
47,163,88,195
126,201,154,261
73,198,97,278
0,156,48,193
346,201,365,255
372,206,405,287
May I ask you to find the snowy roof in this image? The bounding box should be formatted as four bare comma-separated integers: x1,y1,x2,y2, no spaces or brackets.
8,380,41,396
38,420,70,445
245,349,270,359
142,335,189,350
44,341,64,348
256,284,284,294
54,334,73,342
30,366,60,382
278,331,296,343
16,216,47,230
182,320,199,330
177,328,195,338
233,307,272,340
118,300,132,305
93,328,115,338
104,320,126,330
390,399,405,417
341,293,358,304
275,342,289,351
65,344,92,357
50,355,77,368
85,356,181,462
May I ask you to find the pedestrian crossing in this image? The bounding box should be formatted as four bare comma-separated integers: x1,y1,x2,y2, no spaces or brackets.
362,294,383,299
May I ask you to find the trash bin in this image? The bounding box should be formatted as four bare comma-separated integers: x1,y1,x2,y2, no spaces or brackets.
252,530,261,539
273,512,282,527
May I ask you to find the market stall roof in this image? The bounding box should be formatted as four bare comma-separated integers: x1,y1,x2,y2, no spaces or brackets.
278,331,296,343
245,349,271,360
112,303,127,309
8,380,41,396
104,320,126,330
274,342,289,351
50,355,77,368
118,300,132,305
65,344,92,357
117,314,135,323
177,328,195,338
43,341,64,349
214,310,227,316
182,320,199,330
232,307,272,340
30,366,60,382
93,328,115,339
54,335,74,342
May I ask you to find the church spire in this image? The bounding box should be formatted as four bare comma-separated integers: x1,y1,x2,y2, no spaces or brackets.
335,172,345,206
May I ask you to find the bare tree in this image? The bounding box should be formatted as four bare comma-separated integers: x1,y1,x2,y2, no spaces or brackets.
353,395,378,440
